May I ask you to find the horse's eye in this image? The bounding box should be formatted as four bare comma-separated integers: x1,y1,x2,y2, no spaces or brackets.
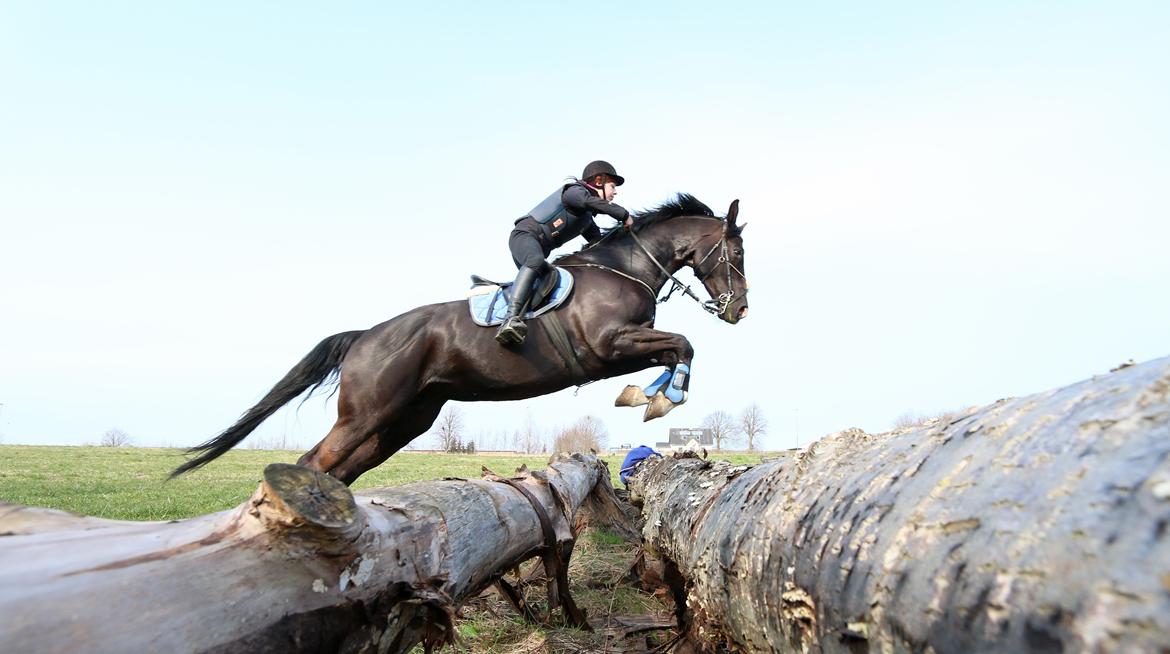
734,249,743,256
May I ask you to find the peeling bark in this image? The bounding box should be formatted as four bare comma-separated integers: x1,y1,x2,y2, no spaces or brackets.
632,356,1170,653
0,453,613,653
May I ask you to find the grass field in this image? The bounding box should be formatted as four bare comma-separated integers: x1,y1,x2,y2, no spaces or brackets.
0,445,769,520
0,444,772,652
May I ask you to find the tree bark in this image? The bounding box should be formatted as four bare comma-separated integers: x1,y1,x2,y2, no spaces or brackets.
631,356,1170,653
0,453,619,653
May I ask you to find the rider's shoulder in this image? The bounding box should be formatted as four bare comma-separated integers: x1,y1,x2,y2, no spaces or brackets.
560,180,591,202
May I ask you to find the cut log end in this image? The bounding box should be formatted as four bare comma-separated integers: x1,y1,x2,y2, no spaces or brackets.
260,463,358,531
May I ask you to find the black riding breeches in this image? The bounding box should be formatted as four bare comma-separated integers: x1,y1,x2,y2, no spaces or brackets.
508,228,551,272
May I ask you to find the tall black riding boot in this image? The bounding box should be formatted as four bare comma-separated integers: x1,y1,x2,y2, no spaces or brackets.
495,267,540,346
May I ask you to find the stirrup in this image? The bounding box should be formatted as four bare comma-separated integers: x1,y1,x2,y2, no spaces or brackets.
495,316,528,345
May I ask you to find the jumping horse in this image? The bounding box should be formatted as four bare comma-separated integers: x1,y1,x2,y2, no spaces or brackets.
172,195,749,484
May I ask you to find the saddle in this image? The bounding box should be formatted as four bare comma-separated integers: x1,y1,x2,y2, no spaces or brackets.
467,268,575,327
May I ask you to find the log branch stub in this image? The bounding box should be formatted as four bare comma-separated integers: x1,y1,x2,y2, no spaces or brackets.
256,463,361,532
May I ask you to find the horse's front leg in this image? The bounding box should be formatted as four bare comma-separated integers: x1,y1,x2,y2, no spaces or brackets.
601,324,694,421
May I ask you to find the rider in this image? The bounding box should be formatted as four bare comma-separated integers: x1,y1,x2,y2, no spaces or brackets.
496,160,634,345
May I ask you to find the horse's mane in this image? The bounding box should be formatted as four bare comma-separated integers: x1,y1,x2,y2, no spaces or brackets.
596,193,718,243
554,193,722,264
631,193,715,228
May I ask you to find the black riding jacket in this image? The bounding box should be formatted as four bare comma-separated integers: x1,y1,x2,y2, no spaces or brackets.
514,182,630,249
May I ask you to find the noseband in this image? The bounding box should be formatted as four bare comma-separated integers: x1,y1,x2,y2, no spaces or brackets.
692,233,749,315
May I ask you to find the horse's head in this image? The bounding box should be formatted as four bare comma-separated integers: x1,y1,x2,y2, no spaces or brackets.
691,200,749,324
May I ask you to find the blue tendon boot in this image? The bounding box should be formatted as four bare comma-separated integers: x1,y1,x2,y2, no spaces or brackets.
616,367,672,408
644,363,690,421
643,368,672,397
664,363,690,404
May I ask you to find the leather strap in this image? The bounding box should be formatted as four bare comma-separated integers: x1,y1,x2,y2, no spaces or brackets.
537,312,588,386
486,475,590,629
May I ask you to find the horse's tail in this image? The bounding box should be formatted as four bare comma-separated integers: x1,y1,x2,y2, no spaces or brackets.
170,330,366,478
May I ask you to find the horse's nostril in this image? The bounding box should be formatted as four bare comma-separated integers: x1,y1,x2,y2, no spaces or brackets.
738,307,749,319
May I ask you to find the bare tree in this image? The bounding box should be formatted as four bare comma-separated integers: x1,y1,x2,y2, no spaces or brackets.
100,428,131,447
249,432,292,450
433,406,464,453
892,409,958,430
552,415,609,454
511,412,545,454
701,411,739,450
739,403,768,451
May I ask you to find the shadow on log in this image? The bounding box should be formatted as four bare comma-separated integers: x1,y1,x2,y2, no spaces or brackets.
0,453,623,653
631,356,1170,653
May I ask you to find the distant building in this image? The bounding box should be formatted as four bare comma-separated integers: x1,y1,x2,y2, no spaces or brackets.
668,427,713,446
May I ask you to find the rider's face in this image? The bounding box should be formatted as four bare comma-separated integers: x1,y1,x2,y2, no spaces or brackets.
591,175,618,201
602,180,617,201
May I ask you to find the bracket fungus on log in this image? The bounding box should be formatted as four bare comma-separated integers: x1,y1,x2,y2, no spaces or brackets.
0,453,622,653
631,355,1170,653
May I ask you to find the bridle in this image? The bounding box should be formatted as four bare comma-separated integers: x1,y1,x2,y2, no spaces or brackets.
690,232,749,316
624,227,748,317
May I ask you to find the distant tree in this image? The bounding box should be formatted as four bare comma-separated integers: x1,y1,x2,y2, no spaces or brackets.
740,404,768,451
100,428,132,447
434,406,465,453
249,432,292,450
892,410,958,430
701,411,740,450
552,416,608,454
511,413,546,454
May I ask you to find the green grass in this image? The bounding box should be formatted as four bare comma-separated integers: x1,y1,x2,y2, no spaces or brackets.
0,445,772,521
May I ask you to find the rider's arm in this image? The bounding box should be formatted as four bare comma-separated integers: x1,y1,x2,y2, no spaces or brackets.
563,184,630,222
580,220,603,243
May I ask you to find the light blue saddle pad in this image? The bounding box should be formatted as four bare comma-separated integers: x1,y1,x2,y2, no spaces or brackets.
468,267,575,327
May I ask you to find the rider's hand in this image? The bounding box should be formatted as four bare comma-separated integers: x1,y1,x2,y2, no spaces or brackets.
624,216,634,230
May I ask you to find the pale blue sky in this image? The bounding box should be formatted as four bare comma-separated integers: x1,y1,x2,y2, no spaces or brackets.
2,2,1167,452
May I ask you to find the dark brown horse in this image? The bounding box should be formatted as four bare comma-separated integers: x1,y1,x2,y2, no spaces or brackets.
172,195,748,484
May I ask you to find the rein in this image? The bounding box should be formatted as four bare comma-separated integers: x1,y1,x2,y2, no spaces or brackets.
627,229,722,315
557,262,658,300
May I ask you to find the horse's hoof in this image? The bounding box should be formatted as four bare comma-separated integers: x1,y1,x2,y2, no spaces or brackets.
643,392,678,421
615,385,650,407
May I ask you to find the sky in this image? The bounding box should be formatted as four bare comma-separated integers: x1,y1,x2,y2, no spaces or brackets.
1,2,1168,453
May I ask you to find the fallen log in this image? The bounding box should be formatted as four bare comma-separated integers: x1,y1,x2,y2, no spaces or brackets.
631,356,1170,653
0,453,619,653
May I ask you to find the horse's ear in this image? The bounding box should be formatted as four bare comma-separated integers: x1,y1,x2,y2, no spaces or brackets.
724,199,740,234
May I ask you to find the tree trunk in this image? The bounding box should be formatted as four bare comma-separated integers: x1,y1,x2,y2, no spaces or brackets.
631,356,1170,653
0,453,619,653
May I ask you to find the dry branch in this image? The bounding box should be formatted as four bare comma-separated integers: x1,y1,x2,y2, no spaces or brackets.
0,453,618,653
632,356,1170,653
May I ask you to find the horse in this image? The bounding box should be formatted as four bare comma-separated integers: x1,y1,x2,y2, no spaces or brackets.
172,194,749,484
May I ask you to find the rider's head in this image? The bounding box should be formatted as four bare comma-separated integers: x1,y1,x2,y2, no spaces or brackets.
582,160,624,202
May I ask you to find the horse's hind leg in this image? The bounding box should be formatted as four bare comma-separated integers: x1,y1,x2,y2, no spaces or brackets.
326,399,446,485
297,366,423,478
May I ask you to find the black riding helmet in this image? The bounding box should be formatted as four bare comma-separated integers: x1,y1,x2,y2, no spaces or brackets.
582,160,625,186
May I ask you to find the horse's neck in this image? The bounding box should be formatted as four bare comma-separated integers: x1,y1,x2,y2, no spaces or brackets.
567,220,707,292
